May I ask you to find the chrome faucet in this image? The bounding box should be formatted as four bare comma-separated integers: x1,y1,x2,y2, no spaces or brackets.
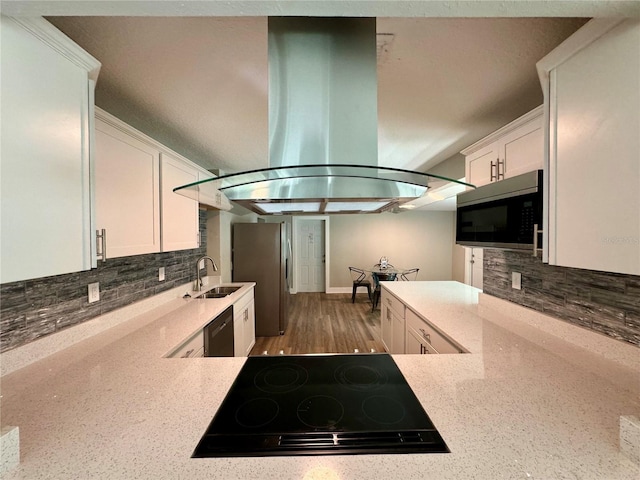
195,256,218,291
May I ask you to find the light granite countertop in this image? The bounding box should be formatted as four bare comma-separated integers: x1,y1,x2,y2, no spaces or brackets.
1,281,639,479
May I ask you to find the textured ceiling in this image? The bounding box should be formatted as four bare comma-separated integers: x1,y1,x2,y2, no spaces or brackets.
47,16,587,174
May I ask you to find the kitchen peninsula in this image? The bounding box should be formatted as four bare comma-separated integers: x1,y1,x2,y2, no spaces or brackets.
1,282,638,479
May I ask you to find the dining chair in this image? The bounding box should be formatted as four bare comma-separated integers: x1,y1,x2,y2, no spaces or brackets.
400,268,419,281
371,271,397,311
349,267,371,303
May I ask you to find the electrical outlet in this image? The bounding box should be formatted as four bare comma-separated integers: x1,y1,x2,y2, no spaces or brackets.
199,259,205,270
159,267,165,281
512,272,522,290
88,282,100,303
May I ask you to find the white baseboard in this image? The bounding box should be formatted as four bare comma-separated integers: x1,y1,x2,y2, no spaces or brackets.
326,287,352,294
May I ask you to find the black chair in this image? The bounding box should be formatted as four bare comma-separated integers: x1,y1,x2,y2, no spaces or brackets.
400,268,419,281
349,267,371,303
371,271,397,311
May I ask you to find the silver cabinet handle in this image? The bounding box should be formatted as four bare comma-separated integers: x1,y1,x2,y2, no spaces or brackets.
96,229,107,263
490,160,497,182
497,159,505,180
419,328,431,344
533,223,543,257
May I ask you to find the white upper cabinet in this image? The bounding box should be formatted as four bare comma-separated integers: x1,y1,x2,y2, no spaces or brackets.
0,16,100,283
95,108,216,260
160,153,199,252
538,19,640,275
463,107,543,188
95,113,161,258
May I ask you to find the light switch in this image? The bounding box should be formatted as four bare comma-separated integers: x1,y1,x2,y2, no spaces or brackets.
512,272,522,290
88,282,100,303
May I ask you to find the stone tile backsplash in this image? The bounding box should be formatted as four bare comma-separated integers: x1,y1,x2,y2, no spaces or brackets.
0,211,208,353
483,249,640,347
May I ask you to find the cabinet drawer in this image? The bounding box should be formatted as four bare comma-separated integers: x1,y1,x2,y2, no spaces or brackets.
406,309,464,354
381,289,405,319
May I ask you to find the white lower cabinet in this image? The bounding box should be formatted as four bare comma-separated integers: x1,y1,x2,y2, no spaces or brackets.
381,304,393,352
175,331,204,358
406,326,438,355
405,309,463,354
380,290,405,354
233,289,256,357
381,286,465,354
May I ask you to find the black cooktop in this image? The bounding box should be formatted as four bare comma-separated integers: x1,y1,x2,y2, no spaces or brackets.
192,353,449,457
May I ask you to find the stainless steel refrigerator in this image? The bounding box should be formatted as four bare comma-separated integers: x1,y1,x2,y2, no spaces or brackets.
232,223,290,336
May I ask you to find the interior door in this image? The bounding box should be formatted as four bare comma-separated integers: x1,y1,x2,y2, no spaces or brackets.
464,248,483,290
296,219,325,292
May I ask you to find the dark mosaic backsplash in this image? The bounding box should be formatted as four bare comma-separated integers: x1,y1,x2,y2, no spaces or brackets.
0,211,208,353
483,250,640,347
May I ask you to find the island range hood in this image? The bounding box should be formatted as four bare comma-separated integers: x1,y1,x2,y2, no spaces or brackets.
174,17,472,215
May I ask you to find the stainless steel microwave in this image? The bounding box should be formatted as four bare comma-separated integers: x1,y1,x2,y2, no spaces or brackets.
456,170,543,251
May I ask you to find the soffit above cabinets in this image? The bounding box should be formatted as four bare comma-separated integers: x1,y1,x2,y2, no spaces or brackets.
46,16,588,177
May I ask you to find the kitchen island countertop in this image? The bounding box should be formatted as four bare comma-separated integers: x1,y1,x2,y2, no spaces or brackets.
1,281,638,479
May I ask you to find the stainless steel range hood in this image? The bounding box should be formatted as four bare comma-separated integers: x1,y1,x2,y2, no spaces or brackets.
174,17,472,215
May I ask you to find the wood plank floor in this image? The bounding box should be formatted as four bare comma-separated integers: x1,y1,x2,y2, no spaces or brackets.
249,292,386,356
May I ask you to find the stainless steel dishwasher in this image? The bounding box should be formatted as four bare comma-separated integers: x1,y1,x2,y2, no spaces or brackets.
203,306,234,357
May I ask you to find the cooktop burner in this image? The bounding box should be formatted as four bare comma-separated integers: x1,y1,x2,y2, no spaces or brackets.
192,353,449,457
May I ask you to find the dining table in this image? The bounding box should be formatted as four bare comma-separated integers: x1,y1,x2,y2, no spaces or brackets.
361,266,403,309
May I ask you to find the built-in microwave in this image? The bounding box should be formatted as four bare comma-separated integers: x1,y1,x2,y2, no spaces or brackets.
456,170,543,251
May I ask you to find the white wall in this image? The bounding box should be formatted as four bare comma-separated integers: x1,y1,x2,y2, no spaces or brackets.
452,245,466,282
329,211,456,288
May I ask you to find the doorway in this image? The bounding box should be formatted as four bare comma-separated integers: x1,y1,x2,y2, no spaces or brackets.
294,218,327,292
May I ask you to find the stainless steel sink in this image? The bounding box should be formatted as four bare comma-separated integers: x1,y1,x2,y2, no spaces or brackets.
196,286,241,299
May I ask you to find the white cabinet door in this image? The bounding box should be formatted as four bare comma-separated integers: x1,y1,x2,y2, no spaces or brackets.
500,117,543,179
161,153,199,252
233,289,256,357
391,310,405,354
406,326,437,355
380,289,406,353
541,19,640,275
0,17,99,283
463,107,543,187
233,308,244,357
95,117,161,258
466,144,498,187
242,298,256,356
380,303,393,352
